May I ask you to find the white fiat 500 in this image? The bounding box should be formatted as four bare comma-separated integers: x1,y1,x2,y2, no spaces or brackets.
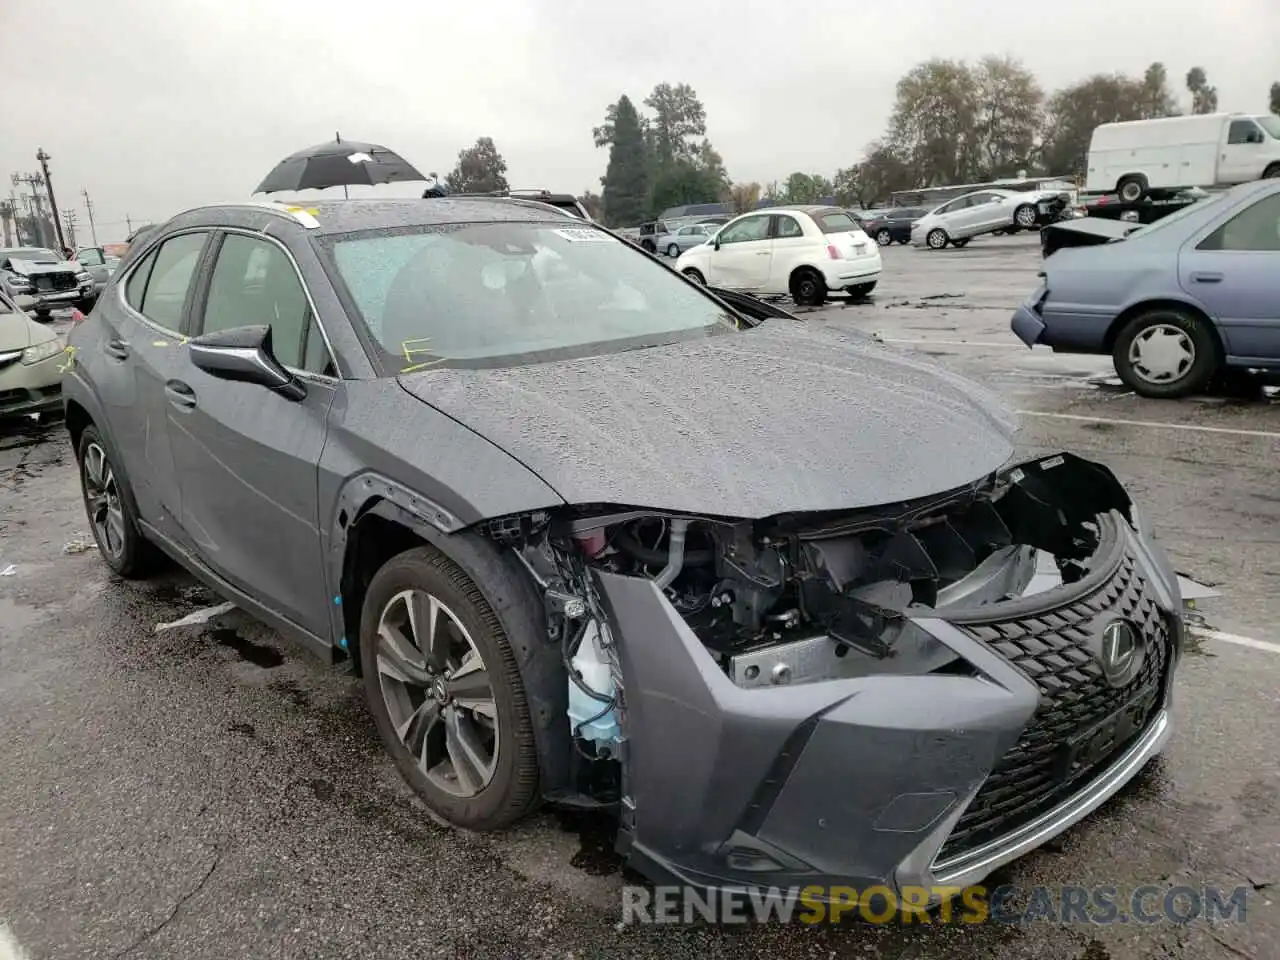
675,206,881,305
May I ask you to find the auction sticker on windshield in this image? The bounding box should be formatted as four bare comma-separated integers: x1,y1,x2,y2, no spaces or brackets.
553,228,615,242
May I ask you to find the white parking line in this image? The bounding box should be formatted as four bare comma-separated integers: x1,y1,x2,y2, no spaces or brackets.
1190,628,1280,656
0,924,31,960
1016,410,1280,440
880,338,1022,349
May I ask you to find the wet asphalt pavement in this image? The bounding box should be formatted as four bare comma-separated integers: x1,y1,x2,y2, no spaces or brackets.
1,234,1277,959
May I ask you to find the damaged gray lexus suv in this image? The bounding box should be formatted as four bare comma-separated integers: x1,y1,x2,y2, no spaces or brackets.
63,197,1183,899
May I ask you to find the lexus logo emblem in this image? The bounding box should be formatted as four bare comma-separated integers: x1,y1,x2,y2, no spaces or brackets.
1100,620,1138,685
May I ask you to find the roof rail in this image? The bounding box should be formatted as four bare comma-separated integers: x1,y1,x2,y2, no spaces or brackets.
184,199,322,228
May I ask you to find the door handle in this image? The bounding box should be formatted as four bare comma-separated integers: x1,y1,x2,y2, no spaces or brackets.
104,338,129,360
164,379,197,411
1190,272,1223,283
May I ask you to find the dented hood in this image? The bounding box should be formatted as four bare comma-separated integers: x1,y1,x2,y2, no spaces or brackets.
398,323,1017,517
7,258,78,277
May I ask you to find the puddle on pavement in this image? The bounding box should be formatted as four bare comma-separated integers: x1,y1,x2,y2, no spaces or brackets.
556,809,624,876
209,627,284,668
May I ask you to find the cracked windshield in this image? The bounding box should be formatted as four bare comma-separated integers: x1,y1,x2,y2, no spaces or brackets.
1,1,1278,959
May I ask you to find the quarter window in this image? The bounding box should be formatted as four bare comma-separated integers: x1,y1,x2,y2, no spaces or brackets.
1197,193,1280,252
199,234,333,374
718,215,770,244
126,233,207,331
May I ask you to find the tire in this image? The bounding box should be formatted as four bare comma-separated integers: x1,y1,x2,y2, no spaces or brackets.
35,309,52,322
791,268,827,306
897,237,910,245
1112,307,1218,399
1264,163,1280,179
76,297,96,312
666,243,679,258
641,240,656,253
950,238,971,248
682,268,706,285
848,281,877,299
360,546,540,830
1117,176,1147,203
76,424,161,578
926,228,949,250
875,229,892,246
1013,204,1038,229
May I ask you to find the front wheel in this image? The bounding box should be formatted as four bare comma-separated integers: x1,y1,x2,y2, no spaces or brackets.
1013,204,1037,229
360,547,540,830
875,229,892,246
1263,163,1280,179
791,268,827,306
926,228,949,250
682,268,706,285
1112,308,1218,399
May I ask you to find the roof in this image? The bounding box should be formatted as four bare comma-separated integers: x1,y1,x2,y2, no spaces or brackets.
162,197,577,237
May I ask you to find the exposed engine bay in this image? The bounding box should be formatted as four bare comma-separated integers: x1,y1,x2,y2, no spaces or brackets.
499,452,1135,787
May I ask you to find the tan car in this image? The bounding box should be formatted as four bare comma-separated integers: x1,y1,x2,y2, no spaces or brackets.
0,290,65,420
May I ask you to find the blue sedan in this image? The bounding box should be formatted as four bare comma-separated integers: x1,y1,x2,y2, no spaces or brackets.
1011,178,1280,398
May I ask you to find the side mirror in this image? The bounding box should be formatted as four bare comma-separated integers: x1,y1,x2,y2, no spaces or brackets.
187,324,306,401
713,237,721,250
14,294,37,311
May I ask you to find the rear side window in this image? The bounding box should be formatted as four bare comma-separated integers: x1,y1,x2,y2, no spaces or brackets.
126,233,207,331
1198,193,1280,252
816,212,859,233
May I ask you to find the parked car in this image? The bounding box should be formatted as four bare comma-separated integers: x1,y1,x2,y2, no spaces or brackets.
676,205,881,304
636,220,673,253
1085,113,1280,202
911,189,1070,250
661,222,718,257
0,288,65,419
0,246,96,318
64,196,1183,902
1011,178,1280,398
74,246,120,300
861,207,929,246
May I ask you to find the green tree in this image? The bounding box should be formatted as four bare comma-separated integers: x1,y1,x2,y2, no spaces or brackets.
445,137,509,193
888,59,980,186
600,95,649,227
1270,82,1280,115
853,142,915,205
644,82,707,169
650,163,726,217
1186,67,1218,114
832,166,861,206
1137,62,1180,118
1039,74,1148,175
972,55,1043,178
780,172,833,204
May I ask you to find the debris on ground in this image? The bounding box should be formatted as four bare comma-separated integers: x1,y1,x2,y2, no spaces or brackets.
0,565,15,577
62,538,97,554
154,601,237,633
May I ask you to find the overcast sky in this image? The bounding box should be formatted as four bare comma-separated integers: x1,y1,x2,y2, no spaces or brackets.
2,0,1276,242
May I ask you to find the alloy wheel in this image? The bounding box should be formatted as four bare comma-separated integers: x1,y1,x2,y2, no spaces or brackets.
1127,324,1195,385
1015,205,1037,228
375,588,499,798
927,229,947,249
83,442,126,561
876,229,892,246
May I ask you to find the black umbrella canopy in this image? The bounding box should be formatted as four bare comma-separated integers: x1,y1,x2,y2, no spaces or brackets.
254,136,426,194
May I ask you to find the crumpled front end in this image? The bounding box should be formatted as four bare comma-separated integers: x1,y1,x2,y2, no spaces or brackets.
568,453,1182,896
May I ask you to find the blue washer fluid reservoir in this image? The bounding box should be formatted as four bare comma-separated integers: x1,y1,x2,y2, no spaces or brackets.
567,618,621,756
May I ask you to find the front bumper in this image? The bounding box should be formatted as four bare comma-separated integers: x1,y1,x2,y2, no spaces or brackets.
1010,283,1047,347
600,490,1182,898
0,350,64,417
13,285,94,309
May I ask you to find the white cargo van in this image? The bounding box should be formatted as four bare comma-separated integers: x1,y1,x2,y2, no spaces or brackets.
1084,113,1280,201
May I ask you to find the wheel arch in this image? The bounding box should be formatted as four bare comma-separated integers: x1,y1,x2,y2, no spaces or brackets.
333,488,571,796
1103,297,1224,359
788,263,824,291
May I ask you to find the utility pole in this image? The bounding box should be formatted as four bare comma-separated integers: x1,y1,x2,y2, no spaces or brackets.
0,199,13,246
36,148,67,252
62,209,78,249
125,213,133,234
81,187,98,246
12,172,47,245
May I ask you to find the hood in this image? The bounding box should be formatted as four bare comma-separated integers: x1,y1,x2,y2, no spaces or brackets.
0,303,49,351
7,258,77,277
398,323,1017,518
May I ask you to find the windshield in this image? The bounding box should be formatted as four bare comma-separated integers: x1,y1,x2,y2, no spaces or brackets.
323,221,744,372
1125,193,1227,238
3,248,59,263
1258,115,1280,139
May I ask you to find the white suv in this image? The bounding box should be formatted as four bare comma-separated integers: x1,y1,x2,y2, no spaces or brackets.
674,206,881,305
